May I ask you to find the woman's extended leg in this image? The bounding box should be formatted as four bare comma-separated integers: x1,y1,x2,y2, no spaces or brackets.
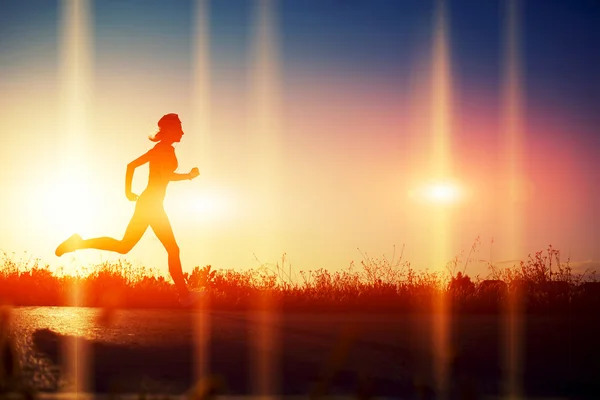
149,211,189,297
55,209,149,256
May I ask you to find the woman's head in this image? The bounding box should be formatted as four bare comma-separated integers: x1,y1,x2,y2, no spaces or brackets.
150,113,184,143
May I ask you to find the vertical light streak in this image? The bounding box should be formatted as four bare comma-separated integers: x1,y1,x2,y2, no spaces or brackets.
252,290,280,397
249,0,283,237
59,0,93,394
503,0,524,261
191,0,212,384
502,1,524,398
192,0,212,182
431,2,451,181
430,1,452,398
249,0,281,396
505,283,524,400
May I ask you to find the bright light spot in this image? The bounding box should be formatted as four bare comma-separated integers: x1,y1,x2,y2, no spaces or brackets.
171,186,237,224
20,167,109,269
40,174,100,236
188,194,227,216
409,179,467,206
428,182,461,203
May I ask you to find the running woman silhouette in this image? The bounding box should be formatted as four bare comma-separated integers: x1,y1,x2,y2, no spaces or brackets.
55,113,202,307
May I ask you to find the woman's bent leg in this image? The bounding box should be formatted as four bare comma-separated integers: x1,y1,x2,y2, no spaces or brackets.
57,208,149,256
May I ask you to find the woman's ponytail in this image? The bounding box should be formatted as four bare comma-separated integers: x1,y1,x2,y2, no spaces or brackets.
149,113,180,142
149,130,163,142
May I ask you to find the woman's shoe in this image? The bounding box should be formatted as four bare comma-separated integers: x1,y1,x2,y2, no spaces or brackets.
55,234,83,257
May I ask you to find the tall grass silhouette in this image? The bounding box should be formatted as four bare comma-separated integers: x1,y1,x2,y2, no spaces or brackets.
1,242,598,314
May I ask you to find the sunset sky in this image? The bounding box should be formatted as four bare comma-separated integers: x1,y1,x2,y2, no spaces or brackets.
1,0,599,278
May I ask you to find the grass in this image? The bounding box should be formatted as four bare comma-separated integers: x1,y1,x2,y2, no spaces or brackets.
0,241,598,314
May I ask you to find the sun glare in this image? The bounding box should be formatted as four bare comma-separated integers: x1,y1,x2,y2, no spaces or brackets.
169,186,237,225
427,181,461,203
409,179,466,206
42,173,102,237
21,166,107,271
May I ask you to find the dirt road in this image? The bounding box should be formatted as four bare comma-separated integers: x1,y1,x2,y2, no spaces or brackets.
6,307,599,398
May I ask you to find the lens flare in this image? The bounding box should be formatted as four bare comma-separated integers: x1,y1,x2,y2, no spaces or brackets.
429,1,452,397
59,0,93,394
170,186,237,225
409,179,467,206
249,0,282,396
191,0,212,385
502,1,524,398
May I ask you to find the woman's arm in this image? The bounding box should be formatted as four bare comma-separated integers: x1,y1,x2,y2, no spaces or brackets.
170,172,192,181
125,149,154,200
169,168,199,182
